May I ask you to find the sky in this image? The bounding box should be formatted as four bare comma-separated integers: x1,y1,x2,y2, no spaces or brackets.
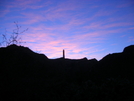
0,0,134,60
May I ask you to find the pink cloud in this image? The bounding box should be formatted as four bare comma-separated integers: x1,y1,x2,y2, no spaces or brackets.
0,0,49,18
20,13,45,24
120,35,126,37
22,31,52,43
0,9,10,17
128,36,134,42
129,27,134,29
83,21,104,29
42,9,72,21
75,32,102,40
84,21,134,30
39,0,83,22
94,9,117,17
20,16,86,32
20,26,105,59
6,0,43,10
39,43,103,59
19,4,82,25
102,22,134,29
18,26,105,59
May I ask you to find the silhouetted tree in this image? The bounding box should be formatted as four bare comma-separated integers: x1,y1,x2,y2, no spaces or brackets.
0,21,28,47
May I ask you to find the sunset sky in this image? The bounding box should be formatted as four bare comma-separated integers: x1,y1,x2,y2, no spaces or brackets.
0,0,134,60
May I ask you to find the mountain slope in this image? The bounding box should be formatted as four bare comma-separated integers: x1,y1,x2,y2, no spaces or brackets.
96,45,134,80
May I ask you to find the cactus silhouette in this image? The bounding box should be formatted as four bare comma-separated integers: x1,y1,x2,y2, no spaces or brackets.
63,49,65,59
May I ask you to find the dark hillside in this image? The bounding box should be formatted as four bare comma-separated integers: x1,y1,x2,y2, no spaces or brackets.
46,58,98,83
0,44,134,101
96,45,134,80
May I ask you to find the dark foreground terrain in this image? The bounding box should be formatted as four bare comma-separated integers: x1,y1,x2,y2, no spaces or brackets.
0,44,134,101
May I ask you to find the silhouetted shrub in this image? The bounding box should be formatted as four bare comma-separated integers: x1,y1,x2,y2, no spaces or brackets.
0,22,28,47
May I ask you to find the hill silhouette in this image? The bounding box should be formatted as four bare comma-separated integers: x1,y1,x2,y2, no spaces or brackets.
0,44,134,101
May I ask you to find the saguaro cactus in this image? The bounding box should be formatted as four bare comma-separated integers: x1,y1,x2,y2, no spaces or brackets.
63,49,65,59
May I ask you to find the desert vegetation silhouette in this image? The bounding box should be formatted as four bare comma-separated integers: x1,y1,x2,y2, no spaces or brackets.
0,21,28,47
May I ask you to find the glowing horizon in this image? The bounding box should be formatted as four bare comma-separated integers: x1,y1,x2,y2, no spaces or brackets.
0,0,134,60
